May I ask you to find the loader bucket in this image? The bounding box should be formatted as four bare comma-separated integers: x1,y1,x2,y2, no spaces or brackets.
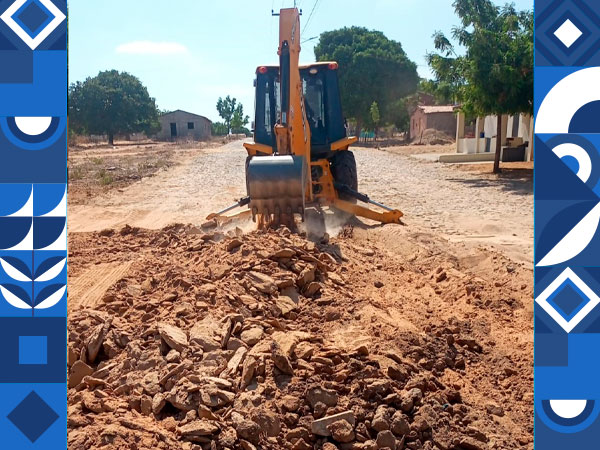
246,155,306,224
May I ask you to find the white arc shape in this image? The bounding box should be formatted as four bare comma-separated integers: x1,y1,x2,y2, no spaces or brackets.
6,221,33,251
0,258,31,282
552,143,592,183
35,258,66,282
0,285,30,309
41,188,66,217
39,222,66,251
536,67,600,134
14,117,52,136
550,400,587,419
538,202,600,266
7,186,33,217
35,285,66,309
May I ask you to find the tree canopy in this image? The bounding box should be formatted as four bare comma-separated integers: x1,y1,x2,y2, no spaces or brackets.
216,96,249,135
426,0,533,171
68,70,160,145
314,27,419,133
426,0,533,117
211,122,229,136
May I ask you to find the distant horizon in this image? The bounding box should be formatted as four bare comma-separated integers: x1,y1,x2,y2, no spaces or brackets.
69,0,533,123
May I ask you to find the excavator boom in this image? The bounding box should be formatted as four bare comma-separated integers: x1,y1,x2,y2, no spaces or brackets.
214,7,404,227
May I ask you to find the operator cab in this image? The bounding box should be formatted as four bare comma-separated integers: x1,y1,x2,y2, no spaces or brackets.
253,62,347,159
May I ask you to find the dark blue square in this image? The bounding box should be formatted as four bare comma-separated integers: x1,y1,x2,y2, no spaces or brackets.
18,2,50,33
0,51,34,84
13,0,53,39
7,391,59,443
547,281,588,320
0,317,65,383
18,335,47,364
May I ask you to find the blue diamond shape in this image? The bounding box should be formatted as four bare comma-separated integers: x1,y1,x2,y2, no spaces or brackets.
535,0,600,66
12,0,54,39
7,391,59,443
546,279,590,321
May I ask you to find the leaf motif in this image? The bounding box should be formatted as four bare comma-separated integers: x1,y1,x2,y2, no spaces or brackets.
35,284,66,310
34,256,66,282
0,257,32,281
0,284,31,309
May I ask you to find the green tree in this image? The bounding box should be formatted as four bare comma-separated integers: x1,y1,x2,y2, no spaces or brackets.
427,0,533,172
314,27,419,137
368,101,380,139
419,79,457,105
231,103,250,134
216,96,249,134
68,70,160,145
385,98,413,134
212,121,228,136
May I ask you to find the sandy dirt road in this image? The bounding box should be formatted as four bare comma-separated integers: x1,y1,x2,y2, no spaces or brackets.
68,139,532,264
68,140,248,232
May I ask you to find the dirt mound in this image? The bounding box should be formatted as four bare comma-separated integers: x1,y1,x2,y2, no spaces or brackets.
67,224,532,449
413,129,454,146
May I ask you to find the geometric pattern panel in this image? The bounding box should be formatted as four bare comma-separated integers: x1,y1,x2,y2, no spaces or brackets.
535,1,600,445
0,317,65,383
0,383,64,447
0,1,67,447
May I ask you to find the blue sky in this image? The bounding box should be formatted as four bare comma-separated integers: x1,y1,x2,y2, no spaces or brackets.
69,0,533,123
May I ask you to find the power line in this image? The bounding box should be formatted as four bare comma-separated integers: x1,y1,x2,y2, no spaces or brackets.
302,0,321,34
301,35,318,44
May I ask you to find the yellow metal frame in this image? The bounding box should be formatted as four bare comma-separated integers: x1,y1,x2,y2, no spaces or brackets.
332,198,403,224
243,142,273,157
308,158,403,224
330,136,358,151
213,8,404,226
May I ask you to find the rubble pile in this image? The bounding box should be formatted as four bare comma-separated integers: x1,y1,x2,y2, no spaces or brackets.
67,224,531,449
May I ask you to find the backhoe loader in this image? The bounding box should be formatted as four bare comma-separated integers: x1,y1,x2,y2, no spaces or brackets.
210,7,403,227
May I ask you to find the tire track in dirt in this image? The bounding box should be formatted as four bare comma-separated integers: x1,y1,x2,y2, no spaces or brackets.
68,261,133,312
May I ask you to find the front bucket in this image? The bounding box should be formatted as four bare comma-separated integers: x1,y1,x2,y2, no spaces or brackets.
246,155,306,222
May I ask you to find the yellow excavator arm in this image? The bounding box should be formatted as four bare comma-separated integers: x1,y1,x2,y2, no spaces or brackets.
211,7,404,227
273,8,311,161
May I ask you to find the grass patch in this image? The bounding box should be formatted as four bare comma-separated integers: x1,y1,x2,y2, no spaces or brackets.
70,166,85,181
97,169,114,186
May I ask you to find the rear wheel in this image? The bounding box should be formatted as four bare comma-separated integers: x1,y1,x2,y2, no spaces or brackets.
330,150,358,202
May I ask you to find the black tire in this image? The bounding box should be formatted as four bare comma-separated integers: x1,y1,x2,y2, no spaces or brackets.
330,150,358,202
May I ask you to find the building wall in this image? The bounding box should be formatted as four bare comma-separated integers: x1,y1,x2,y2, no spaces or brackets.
425,112,457,137
157,111,212,141
410,108,426,140
410,110,457,140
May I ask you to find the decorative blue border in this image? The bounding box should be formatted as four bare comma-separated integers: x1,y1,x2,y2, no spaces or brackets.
0,0,66,447
535,0,600,447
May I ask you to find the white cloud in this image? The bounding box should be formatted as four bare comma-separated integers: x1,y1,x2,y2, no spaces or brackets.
116,41,189,55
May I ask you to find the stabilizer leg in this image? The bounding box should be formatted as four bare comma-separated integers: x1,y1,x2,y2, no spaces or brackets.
332,198,403,224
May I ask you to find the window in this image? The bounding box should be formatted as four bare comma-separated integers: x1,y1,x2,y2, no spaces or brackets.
302,76,326,144
255,72,280,146
188,122,195,130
